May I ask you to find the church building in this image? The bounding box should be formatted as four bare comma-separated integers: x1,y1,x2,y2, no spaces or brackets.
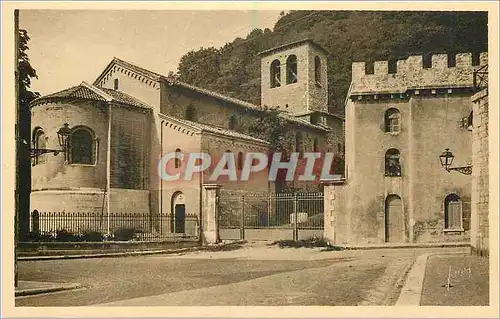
29,40,344,236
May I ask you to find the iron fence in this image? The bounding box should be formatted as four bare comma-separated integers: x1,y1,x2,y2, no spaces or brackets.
218,192,324,240
29,211,199,241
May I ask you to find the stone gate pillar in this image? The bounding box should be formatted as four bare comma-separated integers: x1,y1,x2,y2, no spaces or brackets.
201,184,221,245
323,180,348,245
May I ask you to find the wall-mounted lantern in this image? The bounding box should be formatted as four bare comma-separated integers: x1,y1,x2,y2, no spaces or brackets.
439,148,472,175
30,123,71,158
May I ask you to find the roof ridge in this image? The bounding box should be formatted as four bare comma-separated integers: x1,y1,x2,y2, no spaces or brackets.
81,81,113,101
158,112,269,145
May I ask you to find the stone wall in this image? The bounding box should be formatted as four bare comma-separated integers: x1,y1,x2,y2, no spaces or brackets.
110,104,150,190
351,52,488,94
31,101,108,191
97,64,161,112
471,89,489,256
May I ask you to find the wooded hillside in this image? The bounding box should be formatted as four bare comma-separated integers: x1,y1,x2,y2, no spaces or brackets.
176,11,488,113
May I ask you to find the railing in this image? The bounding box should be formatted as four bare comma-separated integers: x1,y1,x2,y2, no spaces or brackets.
473,64,488,89
219,192,324,230
28,211,199,242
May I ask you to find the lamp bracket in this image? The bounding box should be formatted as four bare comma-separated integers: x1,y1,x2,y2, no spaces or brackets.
30,148,64,159
446,165,472,175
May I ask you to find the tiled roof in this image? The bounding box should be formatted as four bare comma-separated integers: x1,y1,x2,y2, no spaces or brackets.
101,88,152,109
35,85,109,103
159,113,269,145
31,82,153,111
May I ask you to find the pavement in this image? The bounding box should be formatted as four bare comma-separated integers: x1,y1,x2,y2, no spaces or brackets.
14,242,486,307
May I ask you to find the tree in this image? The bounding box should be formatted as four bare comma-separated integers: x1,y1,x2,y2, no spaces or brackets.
176,11,488,113
18,29,40,108
17,28,39,237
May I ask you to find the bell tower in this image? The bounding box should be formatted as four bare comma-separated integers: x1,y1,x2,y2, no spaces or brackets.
258,39,328,115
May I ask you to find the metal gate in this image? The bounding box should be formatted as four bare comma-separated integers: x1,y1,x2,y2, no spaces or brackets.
218,192,324,241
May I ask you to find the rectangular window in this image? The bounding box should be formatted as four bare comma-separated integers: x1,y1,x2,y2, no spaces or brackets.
388,59,397,74
447,53,456,67
423,54,432,69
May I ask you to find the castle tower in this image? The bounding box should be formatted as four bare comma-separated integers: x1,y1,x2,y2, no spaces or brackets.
258,39,329,115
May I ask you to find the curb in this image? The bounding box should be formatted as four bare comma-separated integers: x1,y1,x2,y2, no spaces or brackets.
395,253,430,305
19,240,246,261
15,283,83,297
344,242,470,250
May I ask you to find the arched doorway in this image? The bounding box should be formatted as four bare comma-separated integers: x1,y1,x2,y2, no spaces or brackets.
172,192,186,233
385,195,404,243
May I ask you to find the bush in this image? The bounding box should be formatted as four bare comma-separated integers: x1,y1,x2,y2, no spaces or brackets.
270,236,345,250
113,228,139,241
54,229,80,242
81,230,104,242
22,231,52,242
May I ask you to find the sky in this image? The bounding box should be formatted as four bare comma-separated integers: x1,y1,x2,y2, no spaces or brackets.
19,10,282,96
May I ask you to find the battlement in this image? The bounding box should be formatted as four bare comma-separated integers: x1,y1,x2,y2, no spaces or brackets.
351,52,488,95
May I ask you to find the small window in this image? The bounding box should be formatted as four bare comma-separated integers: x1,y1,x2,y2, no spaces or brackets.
114,79,119,90
228,115,237,130
313,138,319,152
175,148,182,168
32,128,47,165
444,194,462,230
185,105,196,122
295,132,304,158
423,54,432,69
385,108,401,133
365,61,374,75
472,52,480,66
467,111,473,131
237,152,243,170
286,55,298,84
270,59,281,88
385,149,401,177
447,53,456,67
223,150,231,169
70,128,95,165
314,56,322,84
388,59,397,74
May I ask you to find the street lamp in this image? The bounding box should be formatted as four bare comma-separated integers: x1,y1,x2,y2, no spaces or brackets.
439,148,472,175
30,123,71,158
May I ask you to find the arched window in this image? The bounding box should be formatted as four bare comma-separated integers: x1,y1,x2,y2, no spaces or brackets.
70,127,95,165
270,59,281,88
385,108,401,133
185,105,196,122
313,138,319,152
228,114,238,130
114,78,119,90
385,149,401,177
32,128,47,165
314,56,321,84
175,148,182,168
444,194,462,230
286,55,298,84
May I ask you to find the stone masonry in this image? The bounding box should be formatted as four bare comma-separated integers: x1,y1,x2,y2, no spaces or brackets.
471,88,489,256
